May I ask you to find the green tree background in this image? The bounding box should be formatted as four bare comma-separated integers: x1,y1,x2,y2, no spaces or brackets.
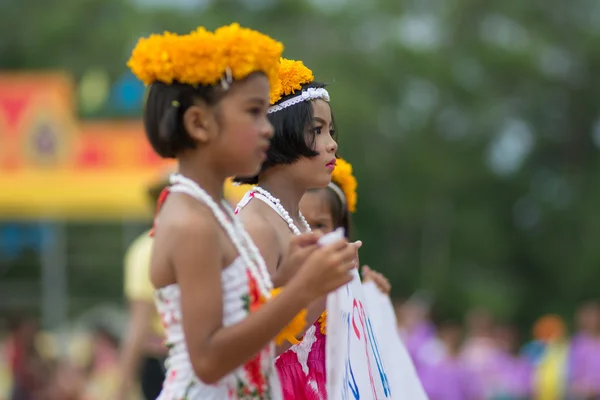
2,0,600,334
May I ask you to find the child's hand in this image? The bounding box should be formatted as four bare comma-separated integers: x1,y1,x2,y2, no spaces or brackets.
362,265,391,294
351,240,362,267
290,238,356,301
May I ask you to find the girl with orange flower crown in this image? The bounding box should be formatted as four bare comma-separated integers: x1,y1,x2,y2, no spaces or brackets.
127,25,357,400
300,158,390,290
300,159,430,400
233,59,392,399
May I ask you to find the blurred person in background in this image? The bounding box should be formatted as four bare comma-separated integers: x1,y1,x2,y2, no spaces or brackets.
521,314,569,400
4,315,47,400
491,324,532,400
0,326,11,400
397,292,436,368
568,301,600,400
85,326,120,399
40,359,89,400
460,307,501,398
418,320,484,400
116,175,170,400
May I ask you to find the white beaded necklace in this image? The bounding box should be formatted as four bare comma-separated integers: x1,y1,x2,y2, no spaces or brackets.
252,186,311,235
169,174,273,299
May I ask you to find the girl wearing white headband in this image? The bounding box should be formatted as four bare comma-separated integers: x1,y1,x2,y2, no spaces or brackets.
234,60,390,399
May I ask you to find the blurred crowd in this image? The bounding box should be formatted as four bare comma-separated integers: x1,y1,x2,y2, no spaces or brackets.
1,300,599,400
396,298,600,400
0,315,124,400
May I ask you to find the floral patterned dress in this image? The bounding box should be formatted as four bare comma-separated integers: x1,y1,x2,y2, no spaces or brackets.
154,258,281,399
275,321,327,400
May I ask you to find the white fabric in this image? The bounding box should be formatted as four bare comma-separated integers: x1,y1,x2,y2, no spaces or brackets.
326,269,392,399
326,272,429,400
155,258,281,399
362,282,429,400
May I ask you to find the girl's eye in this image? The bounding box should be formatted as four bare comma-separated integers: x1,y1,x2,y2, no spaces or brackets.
329,129,336,137
314,223,325,229
312,126,323,135
249,107,263,116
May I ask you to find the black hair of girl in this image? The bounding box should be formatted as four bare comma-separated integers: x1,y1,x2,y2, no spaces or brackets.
309,183,351,239
234,81,335,184
144,81,225,158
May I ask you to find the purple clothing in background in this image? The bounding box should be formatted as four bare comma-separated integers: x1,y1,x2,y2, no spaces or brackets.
460,337,502,397
400,322,436,370
420,354,484,400
568,334,600,396
492,352,532,399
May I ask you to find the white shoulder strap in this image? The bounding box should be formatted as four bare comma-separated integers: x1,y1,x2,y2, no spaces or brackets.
234,190,287,221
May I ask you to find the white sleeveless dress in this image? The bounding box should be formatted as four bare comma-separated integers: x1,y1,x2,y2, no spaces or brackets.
153,182,282,400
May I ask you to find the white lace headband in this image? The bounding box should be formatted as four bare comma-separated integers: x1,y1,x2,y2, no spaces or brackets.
268,87,330,114
328,182,346,207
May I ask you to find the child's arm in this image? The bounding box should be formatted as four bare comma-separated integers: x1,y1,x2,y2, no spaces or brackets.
240,218,327,354
165,208,354,384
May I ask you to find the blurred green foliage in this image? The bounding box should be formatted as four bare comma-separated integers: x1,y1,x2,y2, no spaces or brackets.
3,0,600,332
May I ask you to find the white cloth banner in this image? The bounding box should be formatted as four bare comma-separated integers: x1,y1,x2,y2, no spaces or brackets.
362,282,429,400
326,270,428,400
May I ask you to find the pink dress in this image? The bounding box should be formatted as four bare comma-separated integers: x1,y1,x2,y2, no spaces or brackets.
276,320,327,400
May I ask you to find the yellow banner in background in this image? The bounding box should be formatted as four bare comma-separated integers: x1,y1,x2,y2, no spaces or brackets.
0,72,173,220
0,170,164,220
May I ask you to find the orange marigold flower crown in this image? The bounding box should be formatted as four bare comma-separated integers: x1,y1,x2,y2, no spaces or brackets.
330,158,358,213
268,58,330,114
126,23,283,98
270,58,314,104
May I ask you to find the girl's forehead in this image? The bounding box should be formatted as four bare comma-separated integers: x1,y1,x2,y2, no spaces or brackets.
311,99,332,121
301,190,332,213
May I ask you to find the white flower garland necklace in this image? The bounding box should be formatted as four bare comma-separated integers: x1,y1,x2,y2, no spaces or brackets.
169,174,273,299
251,186,311,235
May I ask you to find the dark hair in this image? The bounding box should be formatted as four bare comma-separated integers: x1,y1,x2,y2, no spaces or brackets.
234,81,334,184
309,183,351,238
144,81,225,158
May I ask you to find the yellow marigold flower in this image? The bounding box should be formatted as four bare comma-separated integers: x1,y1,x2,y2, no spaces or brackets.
270,288,307,345
214,23,283,93
126,23,283,90
331,158,358,213
270,58,315,104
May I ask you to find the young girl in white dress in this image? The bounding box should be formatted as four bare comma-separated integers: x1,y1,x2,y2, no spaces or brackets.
127,25,357,400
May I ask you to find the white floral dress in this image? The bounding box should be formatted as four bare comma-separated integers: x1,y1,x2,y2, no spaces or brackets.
154,256,281,399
